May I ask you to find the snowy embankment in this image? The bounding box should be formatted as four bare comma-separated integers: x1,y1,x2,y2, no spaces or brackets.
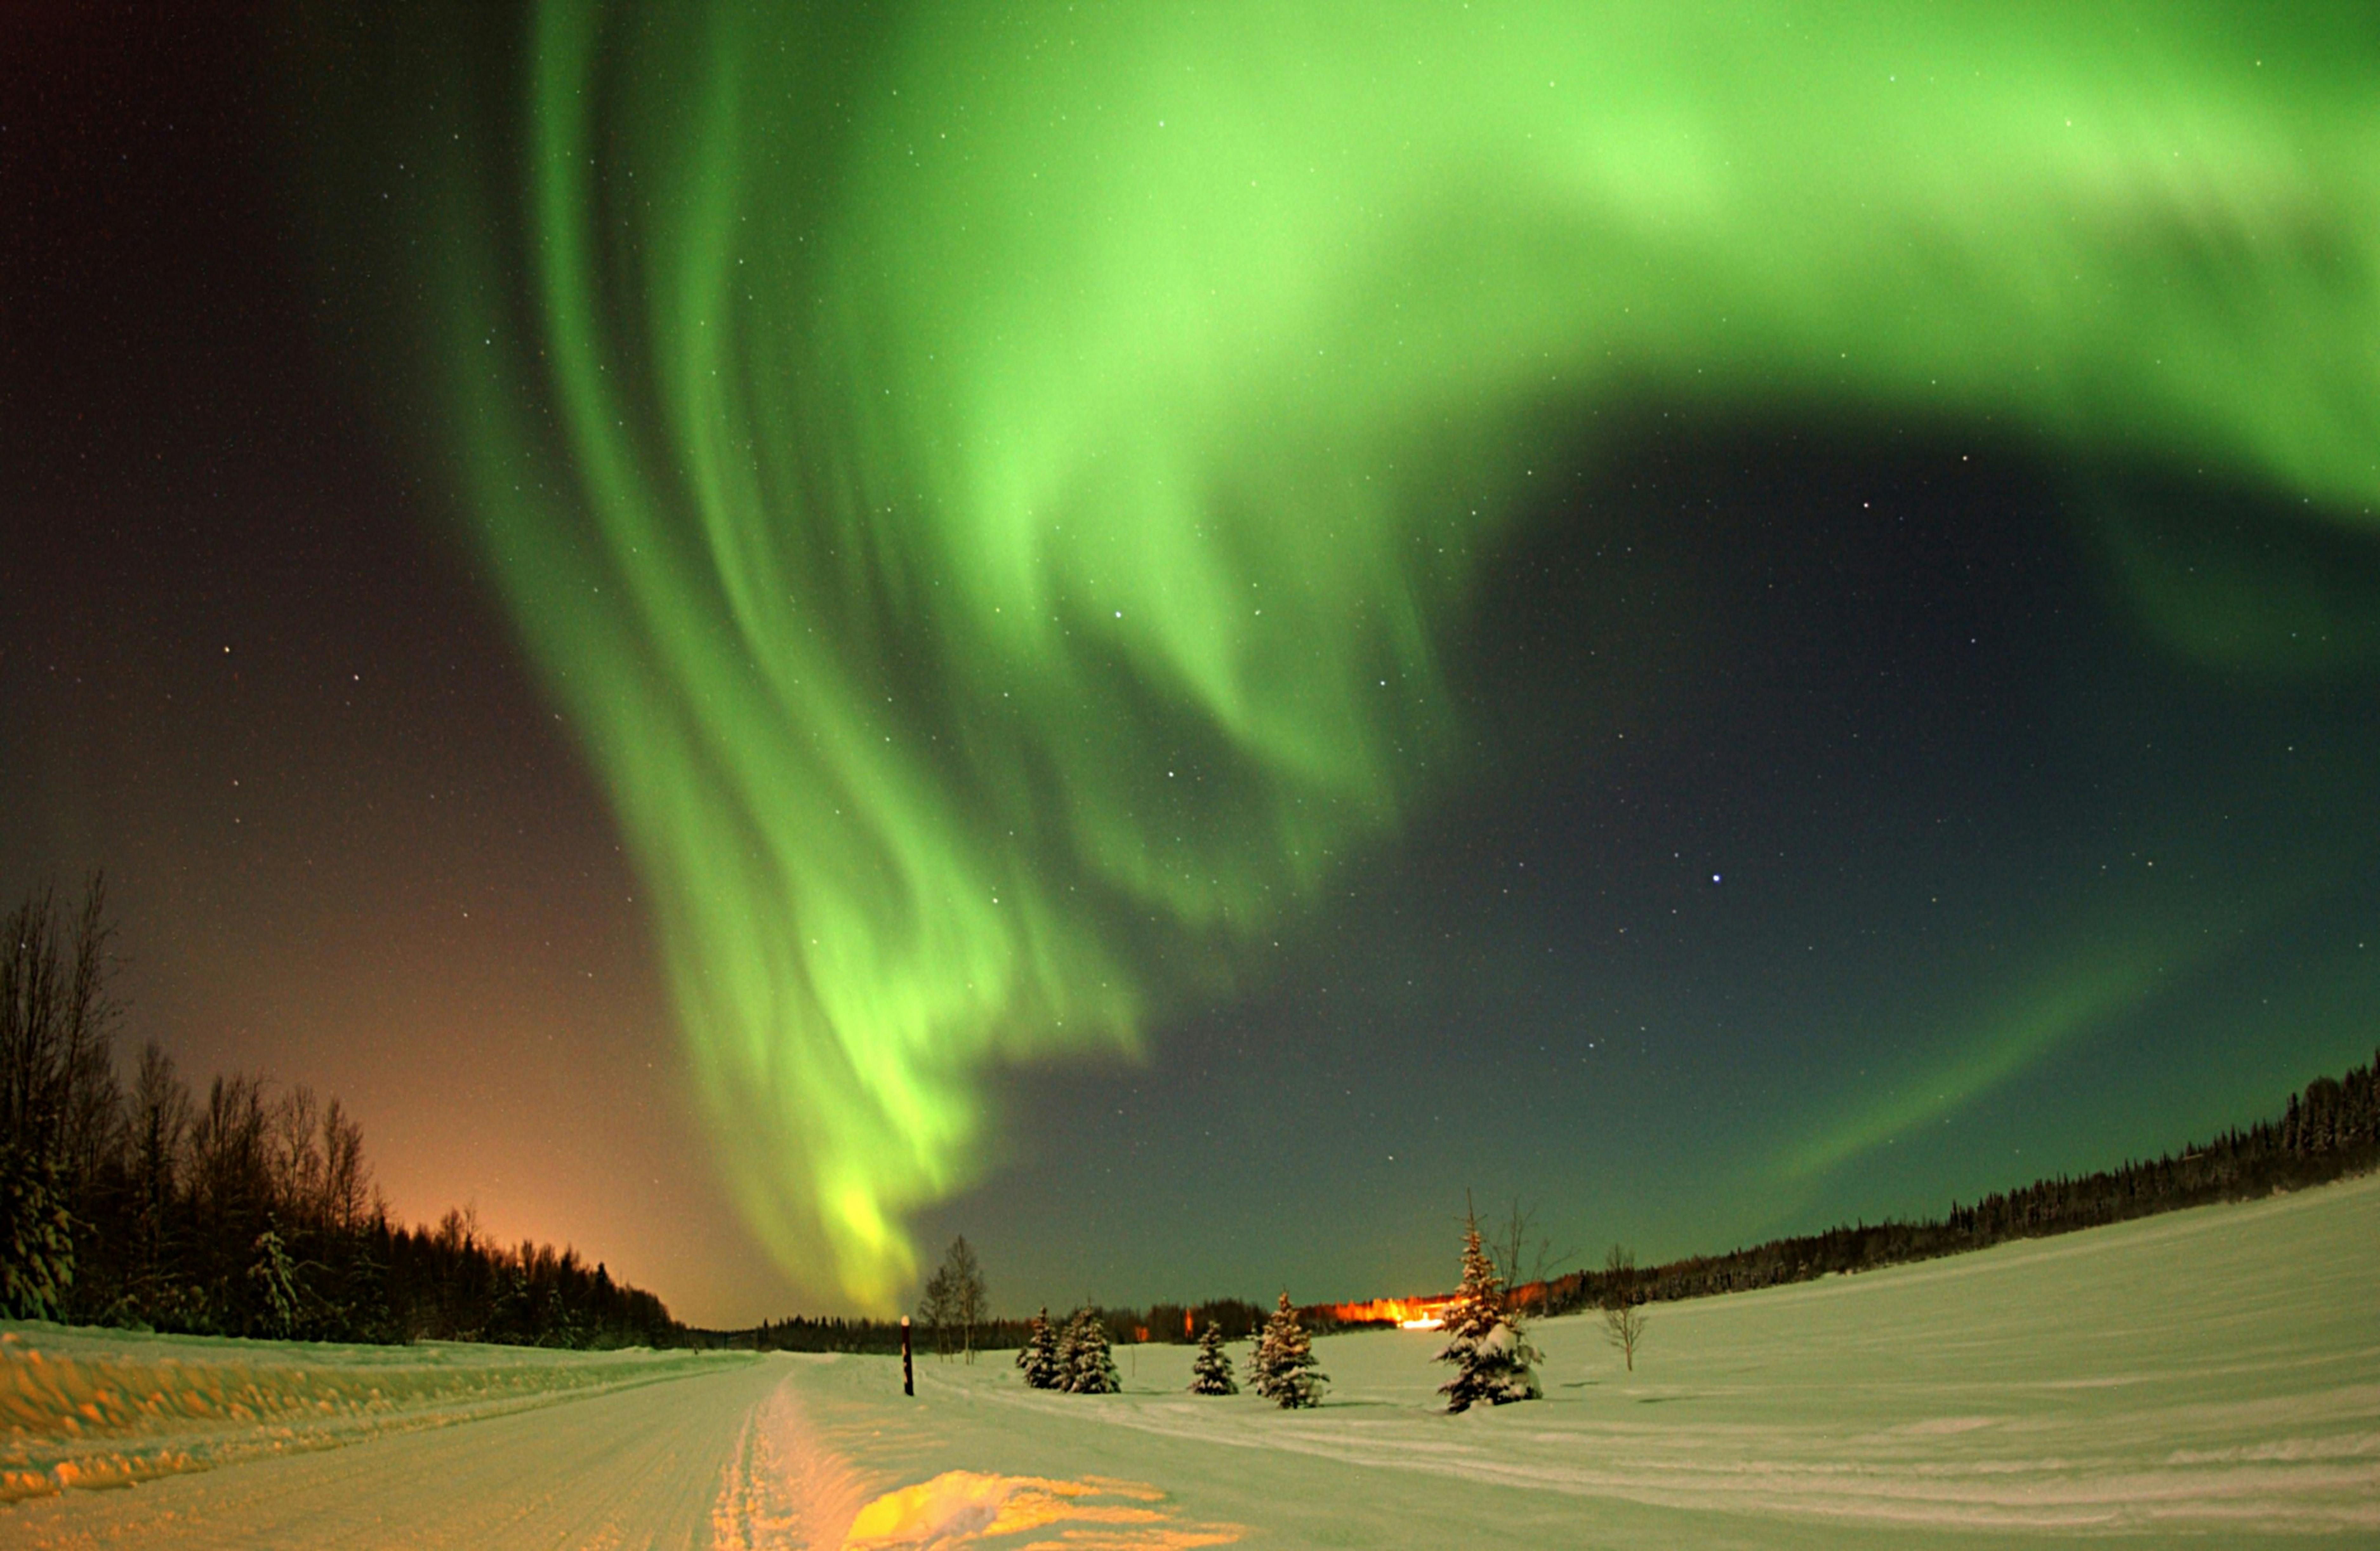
0,1328,739,1501
7,1172,2377,1547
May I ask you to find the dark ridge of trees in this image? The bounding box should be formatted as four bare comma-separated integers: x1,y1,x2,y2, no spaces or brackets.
728,1313,1038,1355
1530,1048,2380,1319
732,1297,1273,1354
0,879,679,1348
1129,1298,1270,1343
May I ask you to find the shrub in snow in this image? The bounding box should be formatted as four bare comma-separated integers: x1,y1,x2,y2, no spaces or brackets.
1250,1292,1326,1408
1017,1307,1062,1389
1061,1306,1119,1394
1188,1321,1237,1395
1435,1218,1542,1411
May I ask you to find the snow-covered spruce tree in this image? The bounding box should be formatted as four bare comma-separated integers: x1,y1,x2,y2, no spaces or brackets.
1188,1321,1238,1395
247,1218,301,1339
1435,1216,1542,1411
1248,1316,1276,1398
1017,1307,1063,1389
1052,1304,1083,1377
1063,1306,1120,1394
1251,1292,1326,1408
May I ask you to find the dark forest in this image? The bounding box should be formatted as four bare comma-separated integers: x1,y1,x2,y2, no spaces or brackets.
1,882,674,1347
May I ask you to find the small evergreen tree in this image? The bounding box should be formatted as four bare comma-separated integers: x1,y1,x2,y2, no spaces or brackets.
1250,1292,1326,1408
0,1144,74,1320
1017,1306,1062,1389
1053,1303,1082,1375
248,1218,300,1339
1436,1213,1542,1412
1061,1305,1119,1394
1188,1320,1237,1395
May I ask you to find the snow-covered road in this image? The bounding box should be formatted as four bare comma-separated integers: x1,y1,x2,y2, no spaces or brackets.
7,1172,2376,1547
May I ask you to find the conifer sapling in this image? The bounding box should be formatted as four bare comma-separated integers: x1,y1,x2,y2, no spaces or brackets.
1250,1291,1326,1408
1061,1305,1120,1394
1017,1307,1062,1389
1435,1213,1542,1412
1188,1320,1238,1395
1053,1304,1081,1379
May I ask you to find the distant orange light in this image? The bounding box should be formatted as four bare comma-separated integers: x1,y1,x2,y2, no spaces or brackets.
1324,1296,1452,1330
1323,1279,1546,1333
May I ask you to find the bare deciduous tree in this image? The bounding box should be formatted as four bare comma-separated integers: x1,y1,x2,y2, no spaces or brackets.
1486,1196,1574,1318
190,1074,270,1233
946,1236,987,1363
916,1262,956,1358
917,1236,989,1362
271,1084,325,1229
322,1097,372,1233
127,1042,192,1280
1,876,123,1169
1602,1243,1648,1373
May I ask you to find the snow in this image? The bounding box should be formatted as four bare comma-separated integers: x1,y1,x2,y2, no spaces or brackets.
0,1329,739,1503
7,1172,2376,1546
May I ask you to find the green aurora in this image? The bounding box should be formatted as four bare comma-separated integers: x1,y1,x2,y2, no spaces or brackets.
380,3,2379,1306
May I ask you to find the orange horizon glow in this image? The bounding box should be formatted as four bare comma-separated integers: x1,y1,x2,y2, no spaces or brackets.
1321,1296,1451,1329
1322,1280,1548,1331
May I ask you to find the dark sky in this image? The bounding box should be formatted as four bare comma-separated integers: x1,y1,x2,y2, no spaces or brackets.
7,5,2376,1325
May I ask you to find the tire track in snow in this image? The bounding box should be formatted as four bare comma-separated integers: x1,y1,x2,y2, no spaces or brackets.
709,1362,871,1550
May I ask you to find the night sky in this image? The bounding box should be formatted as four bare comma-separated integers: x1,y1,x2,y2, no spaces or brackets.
6,4,2377,1326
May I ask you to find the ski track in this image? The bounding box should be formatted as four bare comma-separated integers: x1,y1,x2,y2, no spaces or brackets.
1,1174,2372,1548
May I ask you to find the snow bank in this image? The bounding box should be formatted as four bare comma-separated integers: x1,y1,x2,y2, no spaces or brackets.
0,1326,727,1503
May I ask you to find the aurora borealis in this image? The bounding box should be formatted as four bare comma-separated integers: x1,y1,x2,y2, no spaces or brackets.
6,3,2379,1321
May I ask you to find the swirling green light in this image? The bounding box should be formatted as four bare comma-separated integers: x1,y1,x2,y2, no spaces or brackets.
414,2,2378,1305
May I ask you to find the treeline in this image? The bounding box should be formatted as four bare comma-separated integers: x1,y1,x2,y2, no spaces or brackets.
1,880,678,1347
735,1297,1274,1354
1533,1048,2380,1316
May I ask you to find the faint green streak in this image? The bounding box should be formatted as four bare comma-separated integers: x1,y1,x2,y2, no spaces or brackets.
1782,950,2167,1184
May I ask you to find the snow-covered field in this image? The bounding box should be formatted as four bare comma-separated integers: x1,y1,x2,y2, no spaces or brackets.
7,1172,2375,1547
